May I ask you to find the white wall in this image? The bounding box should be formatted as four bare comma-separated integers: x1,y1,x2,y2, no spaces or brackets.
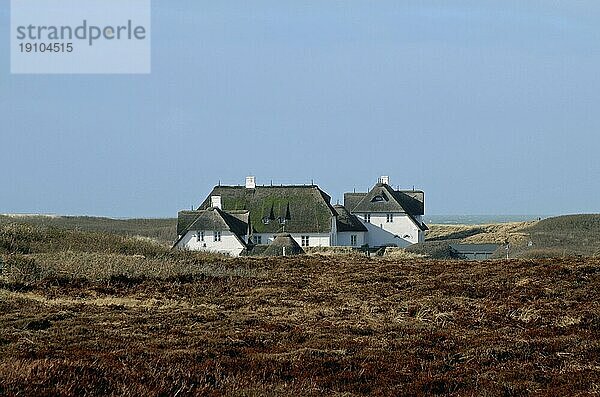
330,216,338,246
176,230,246,257
336,231,366,247
357,213,420,247
291,233,331,247
409,215,426,242
253,232,332,247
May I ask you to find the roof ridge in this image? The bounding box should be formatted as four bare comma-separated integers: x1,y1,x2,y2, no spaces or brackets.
353,184,405,212
212,184,322,189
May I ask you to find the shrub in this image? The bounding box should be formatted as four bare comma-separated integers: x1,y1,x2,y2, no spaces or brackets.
0,222,171,258
0,223,40,254
1,255,45,286
30,251,258,283
405,240,461,259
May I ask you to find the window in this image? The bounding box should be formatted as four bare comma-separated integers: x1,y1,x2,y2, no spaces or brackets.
262,217,270,225
196,231,204,242
254,235,262,244
371,192,388,202
364,214,371,223
301,236,309,247
386,214,394,223
214,231,221,242
350,235,357,246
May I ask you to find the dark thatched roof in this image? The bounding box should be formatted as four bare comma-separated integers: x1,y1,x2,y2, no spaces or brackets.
351,184,424,215
198,185,336,234
177,211,201,236
333,204,368,232
343,193,366,213
261,233,304,256
176,208,249,237
396,190,425,215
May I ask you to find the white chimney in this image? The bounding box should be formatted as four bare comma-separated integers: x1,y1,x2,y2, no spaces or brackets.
210,195,222,209
245,176,256,189
378,176,390,185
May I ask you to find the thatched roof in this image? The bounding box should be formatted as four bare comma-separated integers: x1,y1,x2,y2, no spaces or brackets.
333,204,368,232
349,183,425,215
261,233,304,256
343,193,366,214
198,185,336,234
176,208,249,237
344,183,428,232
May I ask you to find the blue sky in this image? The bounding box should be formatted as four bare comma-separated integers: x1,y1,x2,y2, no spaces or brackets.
2,1,600,217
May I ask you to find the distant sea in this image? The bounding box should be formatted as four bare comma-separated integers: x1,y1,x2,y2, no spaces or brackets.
426,215,549,225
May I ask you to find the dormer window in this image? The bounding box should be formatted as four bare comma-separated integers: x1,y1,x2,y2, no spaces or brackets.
262,217,270,225
371,192,388,202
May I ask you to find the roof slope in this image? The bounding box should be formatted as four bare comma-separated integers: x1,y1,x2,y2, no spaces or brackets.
177,211,201,236
344,193,366,212
177,208,249,237
199,185,337,234
392,191,425,215
261,233,304,256
333,205,368,232
352,184,424,215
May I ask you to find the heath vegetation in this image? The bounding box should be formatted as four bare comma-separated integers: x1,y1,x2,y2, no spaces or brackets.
0,222,599,395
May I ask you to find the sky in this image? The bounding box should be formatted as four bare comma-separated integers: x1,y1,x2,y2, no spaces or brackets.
2,0,600,217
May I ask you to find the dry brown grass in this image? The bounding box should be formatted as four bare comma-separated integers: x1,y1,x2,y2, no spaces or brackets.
427,222,536,245
1,255,599,396
1,221,599,395
29,251,264,281
383,247,426,259
425,216,600,259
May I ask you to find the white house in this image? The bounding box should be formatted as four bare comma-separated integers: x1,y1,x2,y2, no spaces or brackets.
174,176,427,255
344,176,428,247
174,206,250,256
333,204,367,247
